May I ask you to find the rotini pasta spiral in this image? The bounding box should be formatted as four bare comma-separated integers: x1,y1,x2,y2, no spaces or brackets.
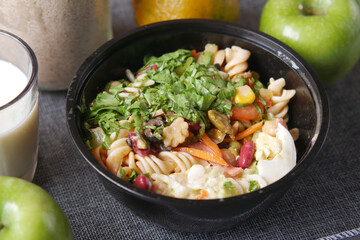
117,151,175,178
118,152,136,179
204,43,250,77
157,151,198,173
214,50,225,66
224,46,251,77
122,151,198,175
133,153,175,175
267,77,296,119
109,128,129,142
106,138,132,175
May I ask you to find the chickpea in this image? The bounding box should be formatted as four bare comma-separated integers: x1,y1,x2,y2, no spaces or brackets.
228,147,238,158
229,141,242,153
262,118,287,137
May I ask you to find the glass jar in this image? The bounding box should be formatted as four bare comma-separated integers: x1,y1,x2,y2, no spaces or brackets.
0,0,113,90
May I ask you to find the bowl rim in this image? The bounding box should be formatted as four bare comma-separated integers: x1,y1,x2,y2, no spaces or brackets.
66,19,329,207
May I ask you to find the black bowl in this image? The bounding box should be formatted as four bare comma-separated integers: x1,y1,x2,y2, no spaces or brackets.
66,19,329,232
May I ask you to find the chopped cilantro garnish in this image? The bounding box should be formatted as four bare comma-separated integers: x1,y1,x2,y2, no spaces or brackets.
82,47,270,152
253,103,263,120
248,180,260,192
118,159,126,179
128,169,139,183
223,181,236,188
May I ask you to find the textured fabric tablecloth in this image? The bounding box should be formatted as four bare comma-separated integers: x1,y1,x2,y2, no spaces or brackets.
33,0,360,239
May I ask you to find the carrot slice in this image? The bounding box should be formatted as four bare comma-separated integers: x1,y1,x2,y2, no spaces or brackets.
195,189,208,200
200,133,222,157
234,121,263,141
175,147,228,167
191,49,197,57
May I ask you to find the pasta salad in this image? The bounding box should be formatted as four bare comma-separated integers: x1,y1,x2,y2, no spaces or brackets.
83,43,298,199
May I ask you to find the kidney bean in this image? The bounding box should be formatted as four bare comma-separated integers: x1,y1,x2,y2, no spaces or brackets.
136,148,150,156
185,120,201,134
128,132,149,156
134,174,152,191
237,141,255,169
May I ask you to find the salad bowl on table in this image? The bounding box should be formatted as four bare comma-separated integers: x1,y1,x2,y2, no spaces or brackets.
66,19,329,232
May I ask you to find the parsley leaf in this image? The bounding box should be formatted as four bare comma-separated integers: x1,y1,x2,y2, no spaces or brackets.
248,180,260,192
83,48,268,151
224,181,236,188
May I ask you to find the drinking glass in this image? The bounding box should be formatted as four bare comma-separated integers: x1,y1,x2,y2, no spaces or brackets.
0,30,39,181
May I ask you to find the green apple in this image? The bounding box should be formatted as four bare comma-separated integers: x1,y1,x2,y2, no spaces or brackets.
0,176,73,240
259,0,360,85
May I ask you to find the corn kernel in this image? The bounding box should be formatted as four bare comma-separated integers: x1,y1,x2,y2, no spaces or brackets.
234,85,255,104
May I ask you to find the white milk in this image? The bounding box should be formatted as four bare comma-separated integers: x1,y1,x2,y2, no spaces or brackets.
0,60,27,106
0,60,39,180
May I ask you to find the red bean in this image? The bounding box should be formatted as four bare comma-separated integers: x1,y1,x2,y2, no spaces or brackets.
128,132,149,156
185,119,201,134
133,175,152,191
237,141,255,169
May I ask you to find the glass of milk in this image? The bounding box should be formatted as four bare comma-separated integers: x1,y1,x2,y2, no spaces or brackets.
0,30,38,181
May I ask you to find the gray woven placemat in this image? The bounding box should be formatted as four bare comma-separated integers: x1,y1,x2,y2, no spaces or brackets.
33,0,360,239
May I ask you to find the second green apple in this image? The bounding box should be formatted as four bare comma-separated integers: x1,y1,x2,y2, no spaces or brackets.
259,0,360,85
0,176,73,240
